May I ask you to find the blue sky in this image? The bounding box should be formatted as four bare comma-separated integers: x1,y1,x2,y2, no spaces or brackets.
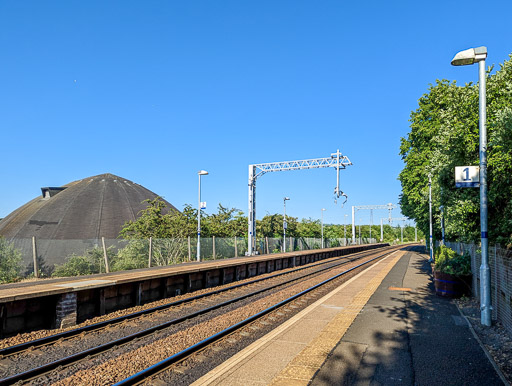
1,1,511,227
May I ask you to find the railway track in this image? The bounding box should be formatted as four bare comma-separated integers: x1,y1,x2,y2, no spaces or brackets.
0,245,404,385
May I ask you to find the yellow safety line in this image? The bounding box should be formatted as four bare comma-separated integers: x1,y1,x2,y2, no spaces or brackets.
270,251,405,385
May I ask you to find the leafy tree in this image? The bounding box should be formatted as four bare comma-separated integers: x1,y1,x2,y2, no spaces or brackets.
202,204,247,237
399,54,512,246
257,214,298,238
118,199,198,268
0,237,23,283
296,218,321,238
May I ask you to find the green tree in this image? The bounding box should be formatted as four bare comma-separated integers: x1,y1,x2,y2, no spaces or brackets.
257,214,298,238
118,199,199,268
399,55,512,246
0,237,23,283
202,204,247,237
53,247,117,277
296,218,321,238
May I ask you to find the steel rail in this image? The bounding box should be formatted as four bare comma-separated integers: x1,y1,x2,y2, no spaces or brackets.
114,247,401,385
0,245,388,358
0,246,396,385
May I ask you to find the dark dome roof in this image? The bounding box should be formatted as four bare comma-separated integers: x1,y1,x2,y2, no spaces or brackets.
0,173,177,240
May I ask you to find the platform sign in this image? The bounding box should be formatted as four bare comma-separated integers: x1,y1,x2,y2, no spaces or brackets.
200,201,207,210
455,166,479,188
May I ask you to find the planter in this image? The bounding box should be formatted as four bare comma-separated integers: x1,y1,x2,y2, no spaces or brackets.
433,270,472,298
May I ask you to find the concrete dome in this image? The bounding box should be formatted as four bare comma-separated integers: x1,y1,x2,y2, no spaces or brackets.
0,174,177,267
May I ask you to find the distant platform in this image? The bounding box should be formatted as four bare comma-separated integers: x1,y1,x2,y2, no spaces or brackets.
0,244,386,336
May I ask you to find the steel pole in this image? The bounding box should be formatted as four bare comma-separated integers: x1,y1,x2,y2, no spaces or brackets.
321,209,324,249
479,58,491,326
351,206,356,244
248,166,256,255
197,174,201,262
380,218,383,241
370,209,374,242
344,214,347,245
283,199,287,252
428,174,433,262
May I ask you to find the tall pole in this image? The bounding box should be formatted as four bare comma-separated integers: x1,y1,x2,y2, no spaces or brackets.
197,170,208,262
428,173,433,262
283,197,290,252
369,209,373,242
479,56,491,326
452,46,490,326
344,214,347,245
380,218,383,241
248,165,256,255
197,173,202,262
441,205,445,245
321,208,326,248
351,206,356,244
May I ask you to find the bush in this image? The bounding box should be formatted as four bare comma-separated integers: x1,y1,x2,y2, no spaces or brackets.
53,247,117,277
0,237,23,283
434,245,471,276
53,255,97,277
113,240,148,271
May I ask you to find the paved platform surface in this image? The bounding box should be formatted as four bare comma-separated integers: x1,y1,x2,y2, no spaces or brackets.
193,246,505,386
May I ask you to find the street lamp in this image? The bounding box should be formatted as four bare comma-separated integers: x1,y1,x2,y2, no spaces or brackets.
452,46,491,326
428,173,433,262
283,197,290,252
197,170,208,262
321,208,326,248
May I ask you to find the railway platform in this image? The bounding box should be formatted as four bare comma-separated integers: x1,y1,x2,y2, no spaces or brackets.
0,244,384,336
193,246,507,386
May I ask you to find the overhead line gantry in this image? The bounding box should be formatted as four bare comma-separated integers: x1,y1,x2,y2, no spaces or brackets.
351,203,396,243
247,149,352,255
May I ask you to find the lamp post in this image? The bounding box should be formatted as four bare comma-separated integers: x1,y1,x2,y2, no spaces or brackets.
452,46,491,326
428,173,433,262
197,170,208,262
321,208,326,248
283,197,290,252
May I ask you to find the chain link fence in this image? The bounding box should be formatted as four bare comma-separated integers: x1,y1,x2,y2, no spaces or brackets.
8,236,378,274
443,241,512,335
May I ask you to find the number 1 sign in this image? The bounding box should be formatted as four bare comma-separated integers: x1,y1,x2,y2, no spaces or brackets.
455,166,480,188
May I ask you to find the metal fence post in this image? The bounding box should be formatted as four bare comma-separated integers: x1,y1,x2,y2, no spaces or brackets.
32,236,40,278
188,236,191,261
148,237,152,268
494,245,498,320
101,237,110,273
234,236,238,257
213,236,216,260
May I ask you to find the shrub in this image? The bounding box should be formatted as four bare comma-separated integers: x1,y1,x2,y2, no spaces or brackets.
53,255,96,277
113,240,148,271
52,247,117,277
0,237,23,283
434,245,471,276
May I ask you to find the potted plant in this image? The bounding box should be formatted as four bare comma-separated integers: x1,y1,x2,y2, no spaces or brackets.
433,245,472,298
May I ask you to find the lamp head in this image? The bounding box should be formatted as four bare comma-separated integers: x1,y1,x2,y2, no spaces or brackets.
198,170,209,176
284,197,290,201
451,46,487,66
